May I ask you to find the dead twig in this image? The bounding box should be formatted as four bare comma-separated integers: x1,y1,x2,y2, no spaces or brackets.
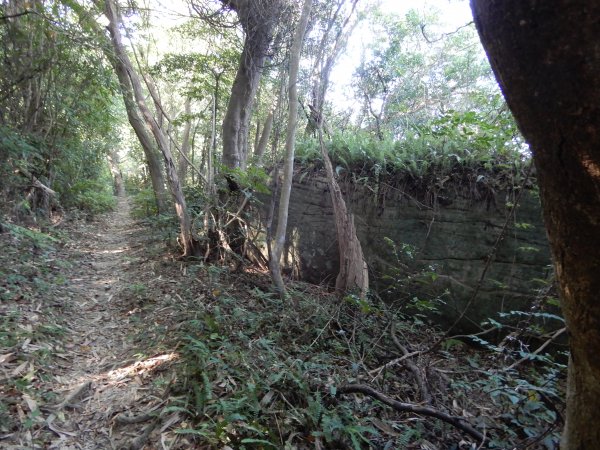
505,327,566,372
114,410,157,425
129,414,161,450
337,384,485,444
127,378,174,450
391,322,431,404
368,350,422,381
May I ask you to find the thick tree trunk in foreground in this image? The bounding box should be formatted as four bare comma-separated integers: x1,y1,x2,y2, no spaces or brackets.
105,0,199,257
270,0,312,298
471,2,600,448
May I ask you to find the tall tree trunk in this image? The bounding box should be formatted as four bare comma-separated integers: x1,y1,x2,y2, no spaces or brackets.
471,2,600,448
254,110,274,166
207,73,221,195
107,150,125,197
102,35,168,213
318,128,368,298
72,1,168,212
178,97,192,185
220,0,280,170
308,0,367,298
105,0,198,257
269,0,312,298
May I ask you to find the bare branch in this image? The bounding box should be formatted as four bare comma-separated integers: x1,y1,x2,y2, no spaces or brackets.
0,10,33,21
337,384,486,444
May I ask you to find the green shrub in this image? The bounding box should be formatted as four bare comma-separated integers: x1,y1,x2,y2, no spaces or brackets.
131,187,159,218
64,180,116,215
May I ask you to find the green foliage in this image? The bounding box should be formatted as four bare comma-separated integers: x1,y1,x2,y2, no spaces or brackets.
352,6,503,141
131,187,160,218
376,237,447,315
63,180,116,216
0,219,69,413
296,115,527,190
219,165,272,196
170,280,390,448
0,1,121,218
462,354,564,448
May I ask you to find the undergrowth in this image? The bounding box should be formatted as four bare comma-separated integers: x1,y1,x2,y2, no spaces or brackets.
147,263,566,449
295,115,531,198
0,221,70,433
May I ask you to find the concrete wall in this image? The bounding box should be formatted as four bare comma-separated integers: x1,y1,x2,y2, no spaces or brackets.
268,172,553,332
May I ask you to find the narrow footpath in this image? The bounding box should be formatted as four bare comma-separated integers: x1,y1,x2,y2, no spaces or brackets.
2,197,185,449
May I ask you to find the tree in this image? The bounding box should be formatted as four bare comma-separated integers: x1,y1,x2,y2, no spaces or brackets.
353,8,491,140
104,0,199,256
219,0,284,170
305,0,368,298
0,0,121,216
470,1,600,448
269,0,312,298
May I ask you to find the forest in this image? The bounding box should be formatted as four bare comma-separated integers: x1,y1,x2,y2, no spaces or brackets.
1,0,599,449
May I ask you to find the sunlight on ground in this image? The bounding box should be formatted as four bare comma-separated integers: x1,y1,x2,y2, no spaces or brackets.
99,248,126,254
105,353,179,382
62,353,179,392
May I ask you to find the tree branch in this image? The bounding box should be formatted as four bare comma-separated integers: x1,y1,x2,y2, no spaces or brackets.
337,384,486,444
0,10,33,21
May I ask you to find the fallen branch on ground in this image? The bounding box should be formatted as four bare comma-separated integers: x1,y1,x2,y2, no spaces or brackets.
368,350,422,380
337,384,485,444
391,322,431,404
47,381,92,411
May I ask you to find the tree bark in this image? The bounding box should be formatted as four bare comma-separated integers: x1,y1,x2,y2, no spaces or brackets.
318,128,368,298
105,0,198,257
254,110,274,166
71,1,167,212
471,2,600,448
269,0,312,299
101,27,168,213
220,0,280,170
178,97,192,185
107,150,125,197
308,0,367,298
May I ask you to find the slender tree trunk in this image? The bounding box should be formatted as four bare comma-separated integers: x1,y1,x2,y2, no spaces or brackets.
318,128,368,298
102,36,168,213
72,1,168,212
107,150,125,197
269,0,312,298
105,0,198,256
178,97,192,185
308,0,367,297
254,110,274,166
471,2,600,448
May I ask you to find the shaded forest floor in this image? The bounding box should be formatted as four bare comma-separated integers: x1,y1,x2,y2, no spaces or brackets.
1,198,565,449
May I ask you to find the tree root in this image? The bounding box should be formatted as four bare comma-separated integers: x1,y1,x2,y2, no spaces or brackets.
128,415,161,450
114,411,157,425
337,384,485,444
46,381,92,411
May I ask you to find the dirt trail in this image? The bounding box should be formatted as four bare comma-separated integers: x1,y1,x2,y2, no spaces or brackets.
3,197,180,449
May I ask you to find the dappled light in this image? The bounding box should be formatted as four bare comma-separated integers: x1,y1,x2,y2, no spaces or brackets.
105,353,179,383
